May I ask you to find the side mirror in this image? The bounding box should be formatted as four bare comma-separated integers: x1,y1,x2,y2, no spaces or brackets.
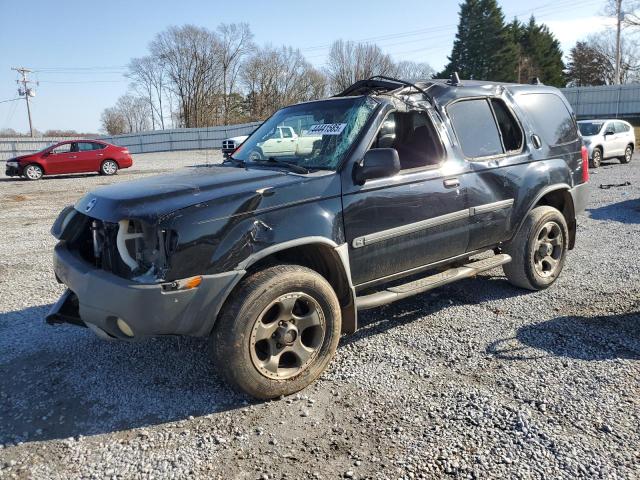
353,148,400,185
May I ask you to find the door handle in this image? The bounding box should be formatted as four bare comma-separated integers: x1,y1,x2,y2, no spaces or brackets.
97,153,104,156
69,156,77,159
443,178,460,188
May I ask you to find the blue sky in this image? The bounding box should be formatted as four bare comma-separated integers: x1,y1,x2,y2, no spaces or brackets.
0,0,609,133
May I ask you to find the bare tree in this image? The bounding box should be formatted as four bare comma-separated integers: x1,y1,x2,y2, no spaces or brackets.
128,56,167,130
100,107,127,135
585,31,640,84
242,46,326,120
217,23,254,124
393,61,435,83
325,40,396,93
150,25,223,128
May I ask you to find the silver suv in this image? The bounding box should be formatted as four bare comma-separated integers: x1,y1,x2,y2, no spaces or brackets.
578,119,635,168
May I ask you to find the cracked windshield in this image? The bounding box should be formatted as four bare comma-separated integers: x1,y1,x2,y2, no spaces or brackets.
234,96,378,170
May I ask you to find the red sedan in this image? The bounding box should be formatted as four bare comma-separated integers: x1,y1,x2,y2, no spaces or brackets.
4,140,133,180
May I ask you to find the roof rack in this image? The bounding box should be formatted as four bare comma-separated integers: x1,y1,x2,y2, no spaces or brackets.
447,72,462,86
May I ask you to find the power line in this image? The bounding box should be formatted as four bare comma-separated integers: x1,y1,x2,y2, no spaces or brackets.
0,98,21,104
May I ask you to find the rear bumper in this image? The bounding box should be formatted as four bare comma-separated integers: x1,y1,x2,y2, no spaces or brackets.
49,243,244,338
570,181,589,215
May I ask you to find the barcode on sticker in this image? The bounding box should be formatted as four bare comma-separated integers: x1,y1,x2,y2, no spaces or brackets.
308,123,347,135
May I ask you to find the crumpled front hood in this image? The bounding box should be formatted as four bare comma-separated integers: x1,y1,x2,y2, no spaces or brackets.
74,165,333,224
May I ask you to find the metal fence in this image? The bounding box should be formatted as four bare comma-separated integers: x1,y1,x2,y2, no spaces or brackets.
0,122,261,160
561,84,640,120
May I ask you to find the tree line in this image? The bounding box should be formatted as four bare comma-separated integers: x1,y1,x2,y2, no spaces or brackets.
100,24,434,135
101,0,640,136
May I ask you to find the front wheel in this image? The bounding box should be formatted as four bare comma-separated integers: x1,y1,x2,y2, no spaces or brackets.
24,164,43,181
211,265,341,399
100,160,118,175
248,149,264,161
621,145,633,164
503,206,569,291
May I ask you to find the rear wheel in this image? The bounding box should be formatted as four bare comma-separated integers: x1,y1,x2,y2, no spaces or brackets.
100,160,118,175
590,147,602,168
24,164,43,181
621,145,633,164
503,206,569,291
211,265,341,399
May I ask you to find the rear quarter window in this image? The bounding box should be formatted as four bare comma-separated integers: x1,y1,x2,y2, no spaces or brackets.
447,99,504,158
517,93,578,146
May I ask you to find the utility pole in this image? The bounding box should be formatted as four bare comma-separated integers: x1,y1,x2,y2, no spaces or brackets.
11,67,35,137
614,0,623,85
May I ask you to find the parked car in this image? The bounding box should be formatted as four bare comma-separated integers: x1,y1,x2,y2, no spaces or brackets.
244,125,323,161
577,119,635,168
222,135,249,157
47,75,589,399
4,140,133,180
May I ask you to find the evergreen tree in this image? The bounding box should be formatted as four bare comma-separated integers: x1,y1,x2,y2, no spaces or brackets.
438,0,518,82
566,41,607,86
516,17,565,87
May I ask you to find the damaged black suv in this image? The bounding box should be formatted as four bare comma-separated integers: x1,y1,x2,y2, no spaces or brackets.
48,76,590,399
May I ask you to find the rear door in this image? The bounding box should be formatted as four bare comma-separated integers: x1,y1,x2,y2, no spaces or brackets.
613,121,629,155
76,141,101,172
446,97,522,251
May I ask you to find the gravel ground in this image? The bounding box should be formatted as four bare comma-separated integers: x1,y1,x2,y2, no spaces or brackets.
0,151,639,479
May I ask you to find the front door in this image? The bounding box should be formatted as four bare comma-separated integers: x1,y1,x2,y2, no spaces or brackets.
46,142,76,174
76,141,100,172
342,110,469,287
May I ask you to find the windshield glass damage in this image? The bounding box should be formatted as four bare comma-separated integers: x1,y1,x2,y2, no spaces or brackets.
233,96,379,170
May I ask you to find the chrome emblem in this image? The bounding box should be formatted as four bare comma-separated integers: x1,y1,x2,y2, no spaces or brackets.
85,198,97,212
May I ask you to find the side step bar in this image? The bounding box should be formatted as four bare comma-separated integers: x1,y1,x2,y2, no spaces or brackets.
356,254,511,310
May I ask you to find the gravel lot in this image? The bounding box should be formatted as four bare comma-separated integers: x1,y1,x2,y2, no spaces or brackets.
0,151,639,479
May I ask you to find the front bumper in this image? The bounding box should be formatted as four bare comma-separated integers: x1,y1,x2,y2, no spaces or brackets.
48,243,244,338
5,165,21,177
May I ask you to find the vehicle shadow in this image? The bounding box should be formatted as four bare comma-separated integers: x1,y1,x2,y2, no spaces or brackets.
486,311,640,361
0,305,249,445
587,198,640,224
0,173,100,182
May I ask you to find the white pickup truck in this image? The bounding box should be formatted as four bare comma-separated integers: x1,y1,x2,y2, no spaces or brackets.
221,135,249,157
248,126,321,160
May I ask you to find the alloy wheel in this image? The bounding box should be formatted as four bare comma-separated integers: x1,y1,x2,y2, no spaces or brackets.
102,160,117,175
533,221,563,278
250,292,326,380
25,165,42,180
625,147,633,163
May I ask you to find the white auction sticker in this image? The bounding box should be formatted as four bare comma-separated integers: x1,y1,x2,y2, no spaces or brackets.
308,123,347,135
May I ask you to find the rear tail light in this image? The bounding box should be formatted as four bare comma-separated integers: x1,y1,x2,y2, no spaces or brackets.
581,146,589,183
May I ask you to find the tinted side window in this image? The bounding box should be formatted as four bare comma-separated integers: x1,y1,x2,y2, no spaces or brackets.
490,99,523,152
92,142,106,150
78,142,94,152
517,93,578,146
448,99,503,158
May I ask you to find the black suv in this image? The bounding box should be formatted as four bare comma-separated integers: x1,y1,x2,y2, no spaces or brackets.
48,76,589,399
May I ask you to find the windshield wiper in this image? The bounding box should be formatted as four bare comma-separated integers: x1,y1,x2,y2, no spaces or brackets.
254,157,309,174
222,155,246,168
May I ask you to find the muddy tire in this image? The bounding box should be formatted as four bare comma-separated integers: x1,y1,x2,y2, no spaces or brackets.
503,206,569,291
210,264,341,399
